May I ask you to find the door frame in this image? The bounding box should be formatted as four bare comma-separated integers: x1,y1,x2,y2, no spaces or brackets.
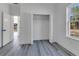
31,13,53,44
1,12,3,47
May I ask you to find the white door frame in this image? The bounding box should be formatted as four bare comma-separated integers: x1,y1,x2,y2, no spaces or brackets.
31,13,53,44
1,12,3,47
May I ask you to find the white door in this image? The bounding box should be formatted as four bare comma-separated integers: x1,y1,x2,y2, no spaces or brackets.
2,12,12,46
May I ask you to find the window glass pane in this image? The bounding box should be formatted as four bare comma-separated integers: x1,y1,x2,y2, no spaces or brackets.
68,4,79,37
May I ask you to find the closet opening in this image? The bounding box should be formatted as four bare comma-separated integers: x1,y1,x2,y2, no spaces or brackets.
32,14,50,42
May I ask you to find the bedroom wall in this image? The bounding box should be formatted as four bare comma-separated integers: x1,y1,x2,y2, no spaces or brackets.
19,3,55,44
9,4,20,16
19,13,32,44
54,3,79,56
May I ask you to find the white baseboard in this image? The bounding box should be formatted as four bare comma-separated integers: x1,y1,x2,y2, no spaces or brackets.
49,39,54,43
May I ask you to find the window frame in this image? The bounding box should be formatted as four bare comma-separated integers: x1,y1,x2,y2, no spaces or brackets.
66,3,79,40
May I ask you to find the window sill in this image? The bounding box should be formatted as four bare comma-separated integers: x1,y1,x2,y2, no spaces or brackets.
67,36,79,40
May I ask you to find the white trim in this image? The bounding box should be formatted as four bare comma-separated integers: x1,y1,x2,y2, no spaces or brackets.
66,7,70,37
66,4,79,40
31,14,33,44
31,13,53,43
67,36,79,40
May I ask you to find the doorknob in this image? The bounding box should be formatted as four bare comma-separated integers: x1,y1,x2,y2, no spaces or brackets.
2,29,6,31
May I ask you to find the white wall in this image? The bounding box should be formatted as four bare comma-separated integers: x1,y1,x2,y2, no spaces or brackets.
54,3,79,56
9,4,20,16
19,3,55,44
19,13,32,44
20,3,55,14
33,14,49,40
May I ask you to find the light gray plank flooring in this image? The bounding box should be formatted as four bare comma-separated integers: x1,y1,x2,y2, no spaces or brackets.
0,40,70,56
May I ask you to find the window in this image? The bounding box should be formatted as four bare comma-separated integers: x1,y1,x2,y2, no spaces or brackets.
66,3,79,40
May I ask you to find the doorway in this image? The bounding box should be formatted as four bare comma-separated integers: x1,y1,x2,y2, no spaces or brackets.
0,14,20,47
33,14,50,41
13,16,20,46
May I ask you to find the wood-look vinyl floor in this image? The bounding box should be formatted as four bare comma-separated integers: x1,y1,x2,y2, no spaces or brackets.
0,40,70,56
